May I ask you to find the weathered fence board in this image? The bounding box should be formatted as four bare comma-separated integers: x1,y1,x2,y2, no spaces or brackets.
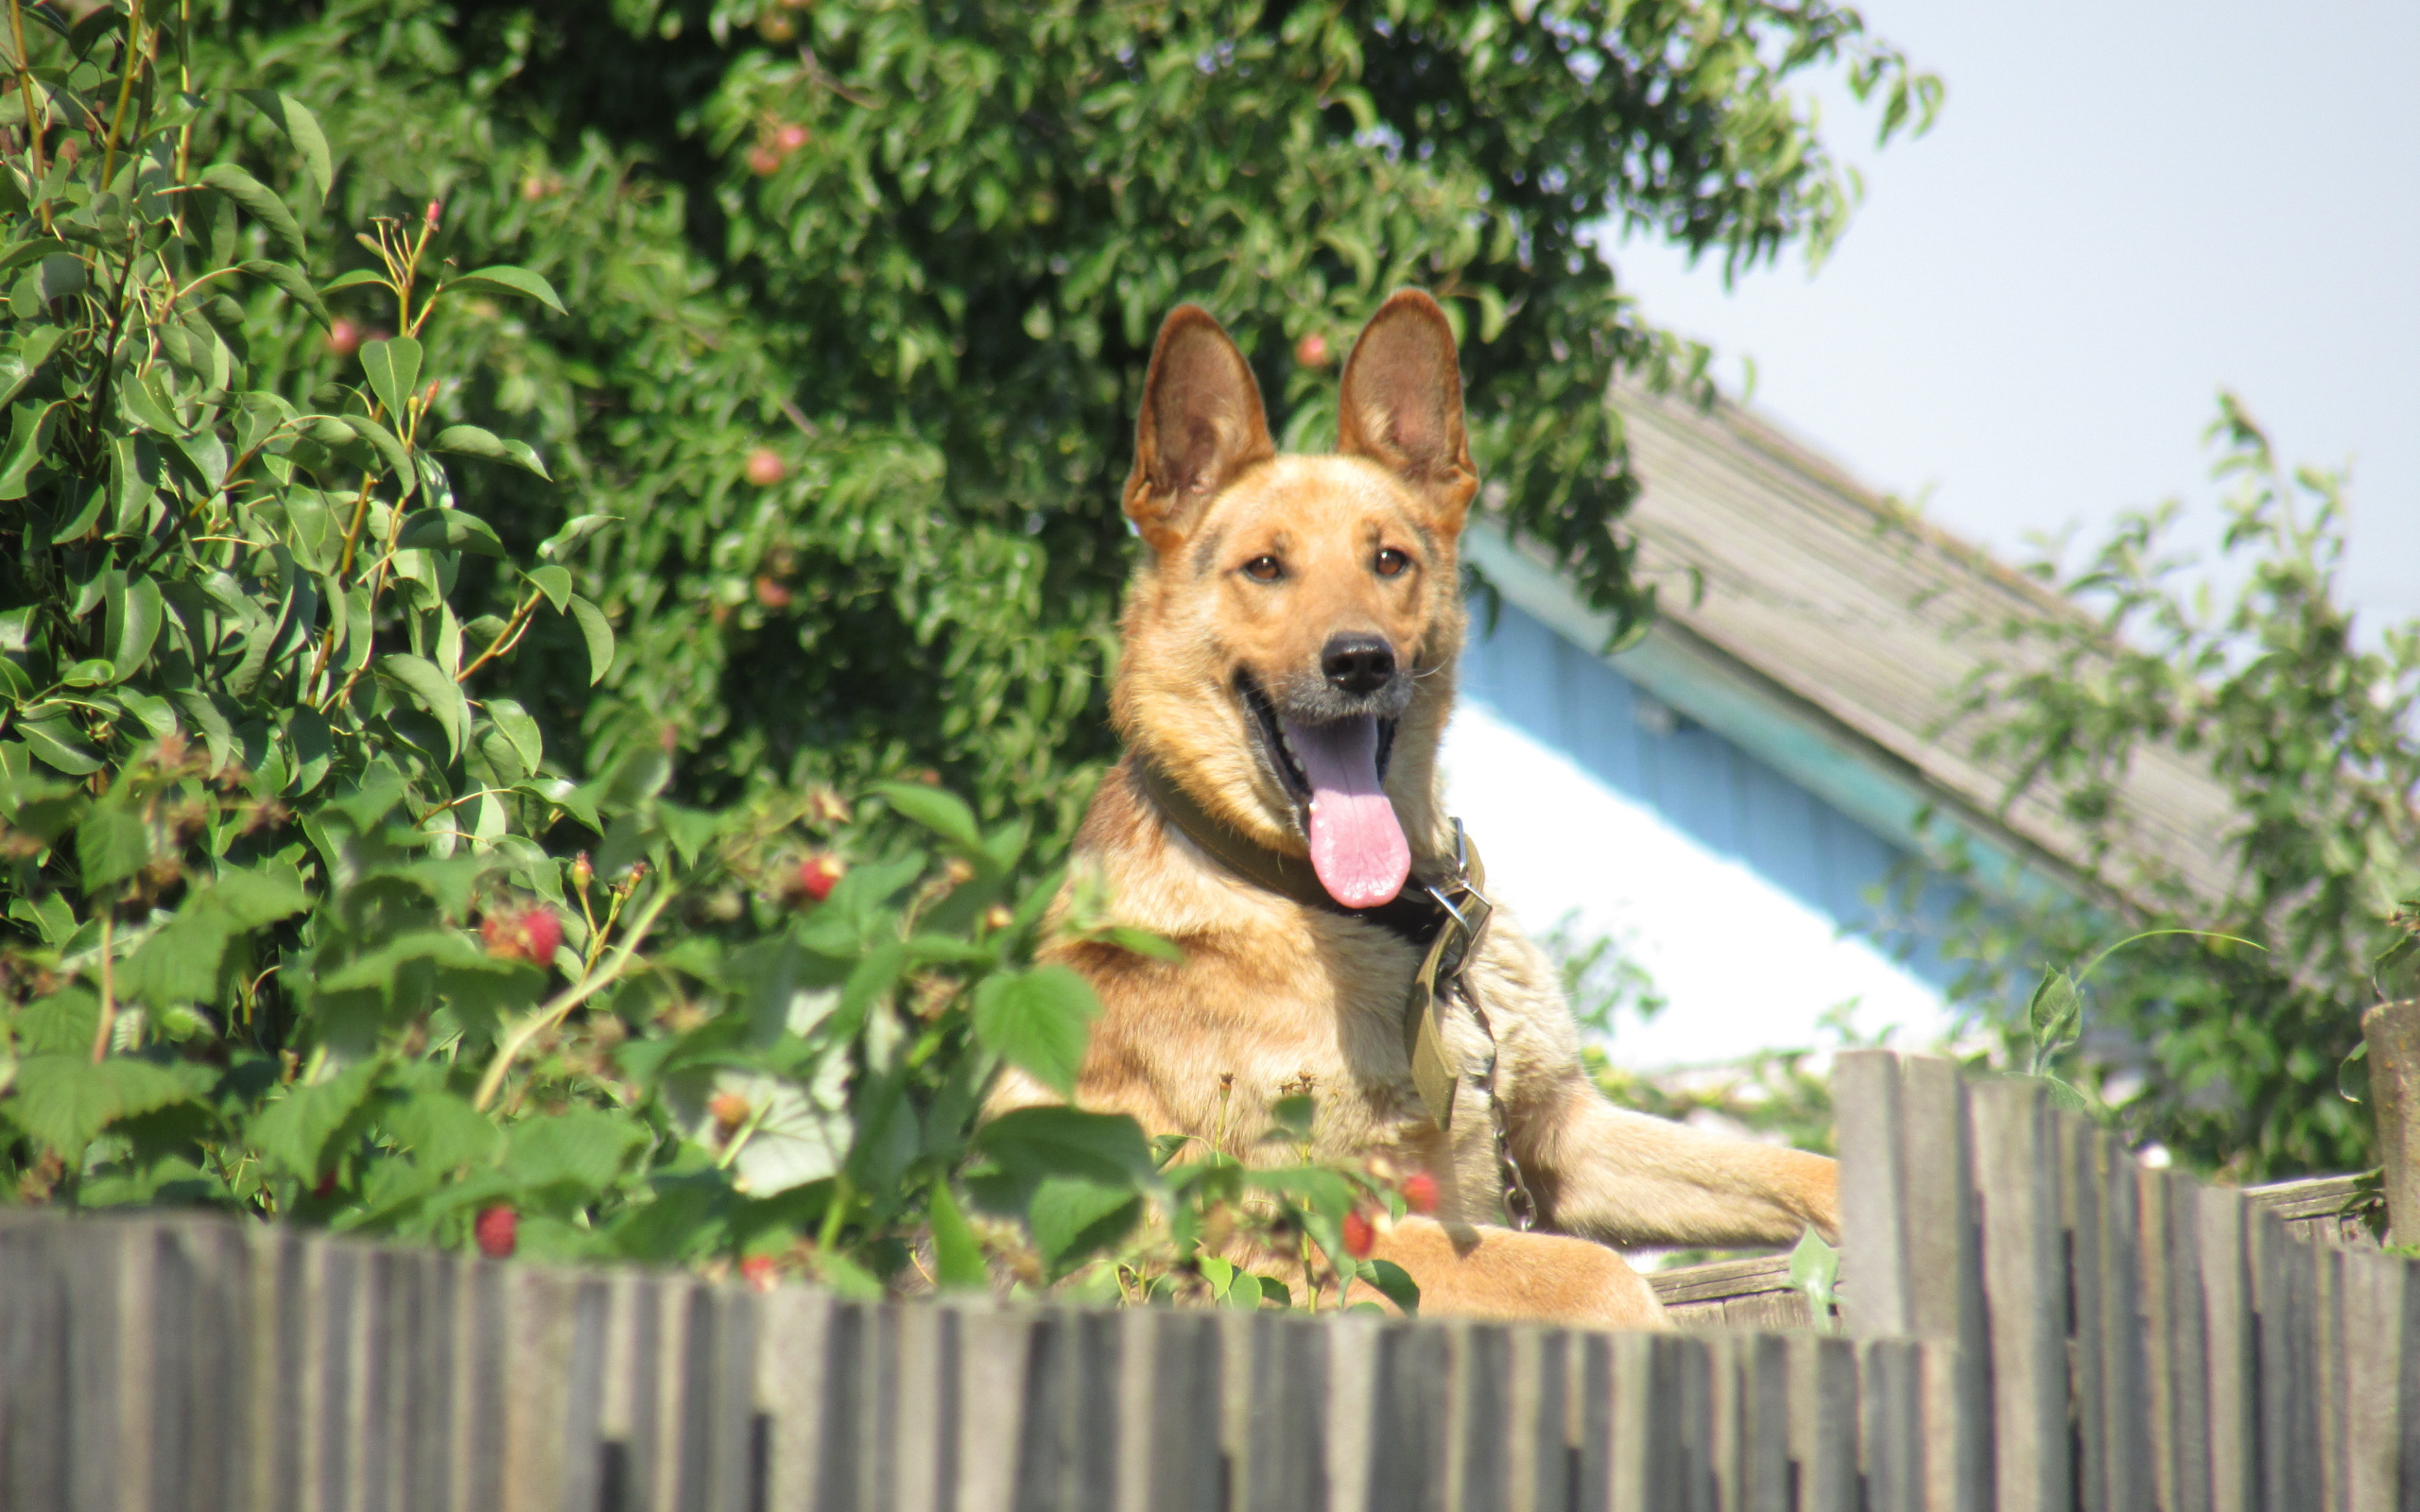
2,1050,2408,1512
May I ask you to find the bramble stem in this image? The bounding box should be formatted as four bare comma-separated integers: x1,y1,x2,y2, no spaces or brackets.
98,0,143,189
472,882,671,1111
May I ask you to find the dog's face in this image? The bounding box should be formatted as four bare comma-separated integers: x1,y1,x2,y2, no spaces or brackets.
1111,293,1479,909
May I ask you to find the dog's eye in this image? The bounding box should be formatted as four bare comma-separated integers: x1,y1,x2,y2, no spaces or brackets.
1242,555,1284,582
1374,548,1411,578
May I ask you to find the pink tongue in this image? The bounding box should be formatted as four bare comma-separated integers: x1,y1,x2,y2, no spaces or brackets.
1282,714,1410,908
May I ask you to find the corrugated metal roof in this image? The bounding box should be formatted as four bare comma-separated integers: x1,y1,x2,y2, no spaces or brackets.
1466,386,2243,912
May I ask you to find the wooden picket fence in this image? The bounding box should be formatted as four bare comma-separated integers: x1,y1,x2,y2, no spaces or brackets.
0,1048,2402,1511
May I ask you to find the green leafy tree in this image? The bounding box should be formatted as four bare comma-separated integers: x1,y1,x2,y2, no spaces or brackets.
1921,398,2420,1180
201,0,1936,839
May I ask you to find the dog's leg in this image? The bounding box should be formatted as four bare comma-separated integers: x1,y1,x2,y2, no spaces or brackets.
1357,1217,1668,1327
1515,1077,1841,1249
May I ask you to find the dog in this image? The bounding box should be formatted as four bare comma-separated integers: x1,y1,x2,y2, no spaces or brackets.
989,291,1840,1326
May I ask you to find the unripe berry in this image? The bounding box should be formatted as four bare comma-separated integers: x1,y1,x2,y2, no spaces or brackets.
798,852,845,903
475,1205,517,1259
1294,332,1331,369
743,446,787,486
1399,1170,1441,1215
773,123,810,153
746,144,785,176
981,903,1014,932
709,1091,752,1131
326,318,364,357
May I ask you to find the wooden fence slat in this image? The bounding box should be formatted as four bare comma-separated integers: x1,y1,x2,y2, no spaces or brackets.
2149,1172,2214,1512
1504,1326,1569,1512
1144,1308,1224,1512
891,1293,953,1512
2401,1254,2420,1512
2058,1111,2108,1512
2096,1132,2153,1512
2251,1207,2322,1512
952,1306,1028,1512
1788,1333,1858,1512
1897,1058,1989,1512
1448,1321,1511,1512
1572,1332,1616,1512
1668,1332,1716,1512
2195,1183,2256,1512
1011,1304,1119,1512
252,1226,308,1512
1834,1050,1913,1337
2337,1247,2403,1511
1314,1311,1374,1512
153,1217,256,1512
492,1265,580,1512
1858,1338,1923,1512
1968,1078,2069,1512
1239,1313,1326,1512
1734,1332,1789,1512
0,1213,66,1512
752,1284,832,1512
2137,1169,2176,1512
1368,1319,1449,1512
2312,1246,2344,1512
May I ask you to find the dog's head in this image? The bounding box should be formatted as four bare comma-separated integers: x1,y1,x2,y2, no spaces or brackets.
1111,291,1478,910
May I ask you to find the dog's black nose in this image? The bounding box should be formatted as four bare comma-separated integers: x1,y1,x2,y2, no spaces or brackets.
1322,633,1397,696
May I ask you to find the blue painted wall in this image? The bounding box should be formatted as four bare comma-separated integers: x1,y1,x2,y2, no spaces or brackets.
1460,597,1965,993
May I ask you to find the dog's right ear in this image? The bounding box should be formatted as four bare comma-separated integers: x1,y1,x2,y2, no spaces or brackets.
1123,305,1274,553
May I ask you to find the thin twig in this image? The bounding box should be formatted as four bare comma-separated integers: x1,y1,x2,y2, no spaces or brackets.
90,909,116,1063
454,590,542,683
472,882,673,1111
96,0,142,189
8,0,48,229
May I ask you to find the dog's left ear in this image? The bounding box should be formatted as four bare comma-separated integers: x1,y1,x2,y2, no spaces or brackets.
1338,290,1478,536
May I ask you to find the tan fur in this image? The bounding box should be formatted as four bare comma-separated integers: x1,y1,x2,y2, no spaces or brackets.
991,293,1839,1326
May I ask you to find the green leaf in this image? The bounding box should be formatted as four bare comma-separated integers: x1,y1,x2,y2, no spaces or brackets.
76,803,148,894
17,713,101,775
383,1089,502,1173
973,1106,1155,1190
538,514,618,560
358,337,423,425
972,965,1099,1096
249,1057,383,1179
567,595,614,685
0,324,64,408
374,653,468,761
0,399,61,500
1787,1226,1840,1322
1027,1177,1142,1266
523,564,572,612
238,91,333,206
321,268,389,295
442,265,565,316
199,162,306,258
484,697,544,773
876,781,982,850
4,1056,207,1156
431,424,548,479
103,573,163,677
340,415,415,495
929,1179,990,1289
504,1106,648,1194
238,260,330,325
394,507,506,558
2027,968,2083,1073
1360,1259,1420,1314
116,905,241,1008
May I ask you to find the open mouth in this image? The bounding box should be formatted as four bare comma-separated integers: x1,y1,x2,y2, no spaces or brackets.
1239,673,1411,909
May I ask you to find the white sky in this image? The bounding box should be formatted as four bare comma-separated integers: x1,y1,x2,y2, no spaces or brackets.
1606,0,2420,632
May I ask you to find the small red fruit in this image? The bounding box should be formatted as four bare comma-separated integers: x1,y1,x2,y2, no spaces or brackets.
746,143,786,177
424,198,442,232
773,123,810,153
326,318,363,357
1341,1208,1376,1260
475,1205,518,1259
798,853,845,903
482,905,564,966
740,1254,779,1292
1294,332,1331,369
1399,1170,1441,1216
314,1169,338,1199
708,1091,752,1132
753,575,793,610
743,446,787,486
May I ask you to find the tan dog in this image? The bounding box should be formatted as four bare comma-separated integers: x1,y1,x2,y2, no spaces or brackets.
991,292,1839,1326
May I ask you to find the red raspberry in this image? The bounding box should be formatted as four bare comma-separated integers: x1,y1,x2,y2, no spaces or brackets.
313,1169,338,1199
746,144,785,176
1341,1208,1376,1260
740,1254,779,1292
1400,1171,1441,1216
326,318,363,357
797,853,845,903
1293,332,1331,369
743,446,787,485
481,906,563,966
773,123,810,153
475,1205,518,1259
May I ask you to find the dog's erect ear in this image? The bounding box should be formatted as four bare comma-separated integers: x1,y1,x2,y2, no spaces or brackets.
1337,290,1478,536
1124,305,1275,553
